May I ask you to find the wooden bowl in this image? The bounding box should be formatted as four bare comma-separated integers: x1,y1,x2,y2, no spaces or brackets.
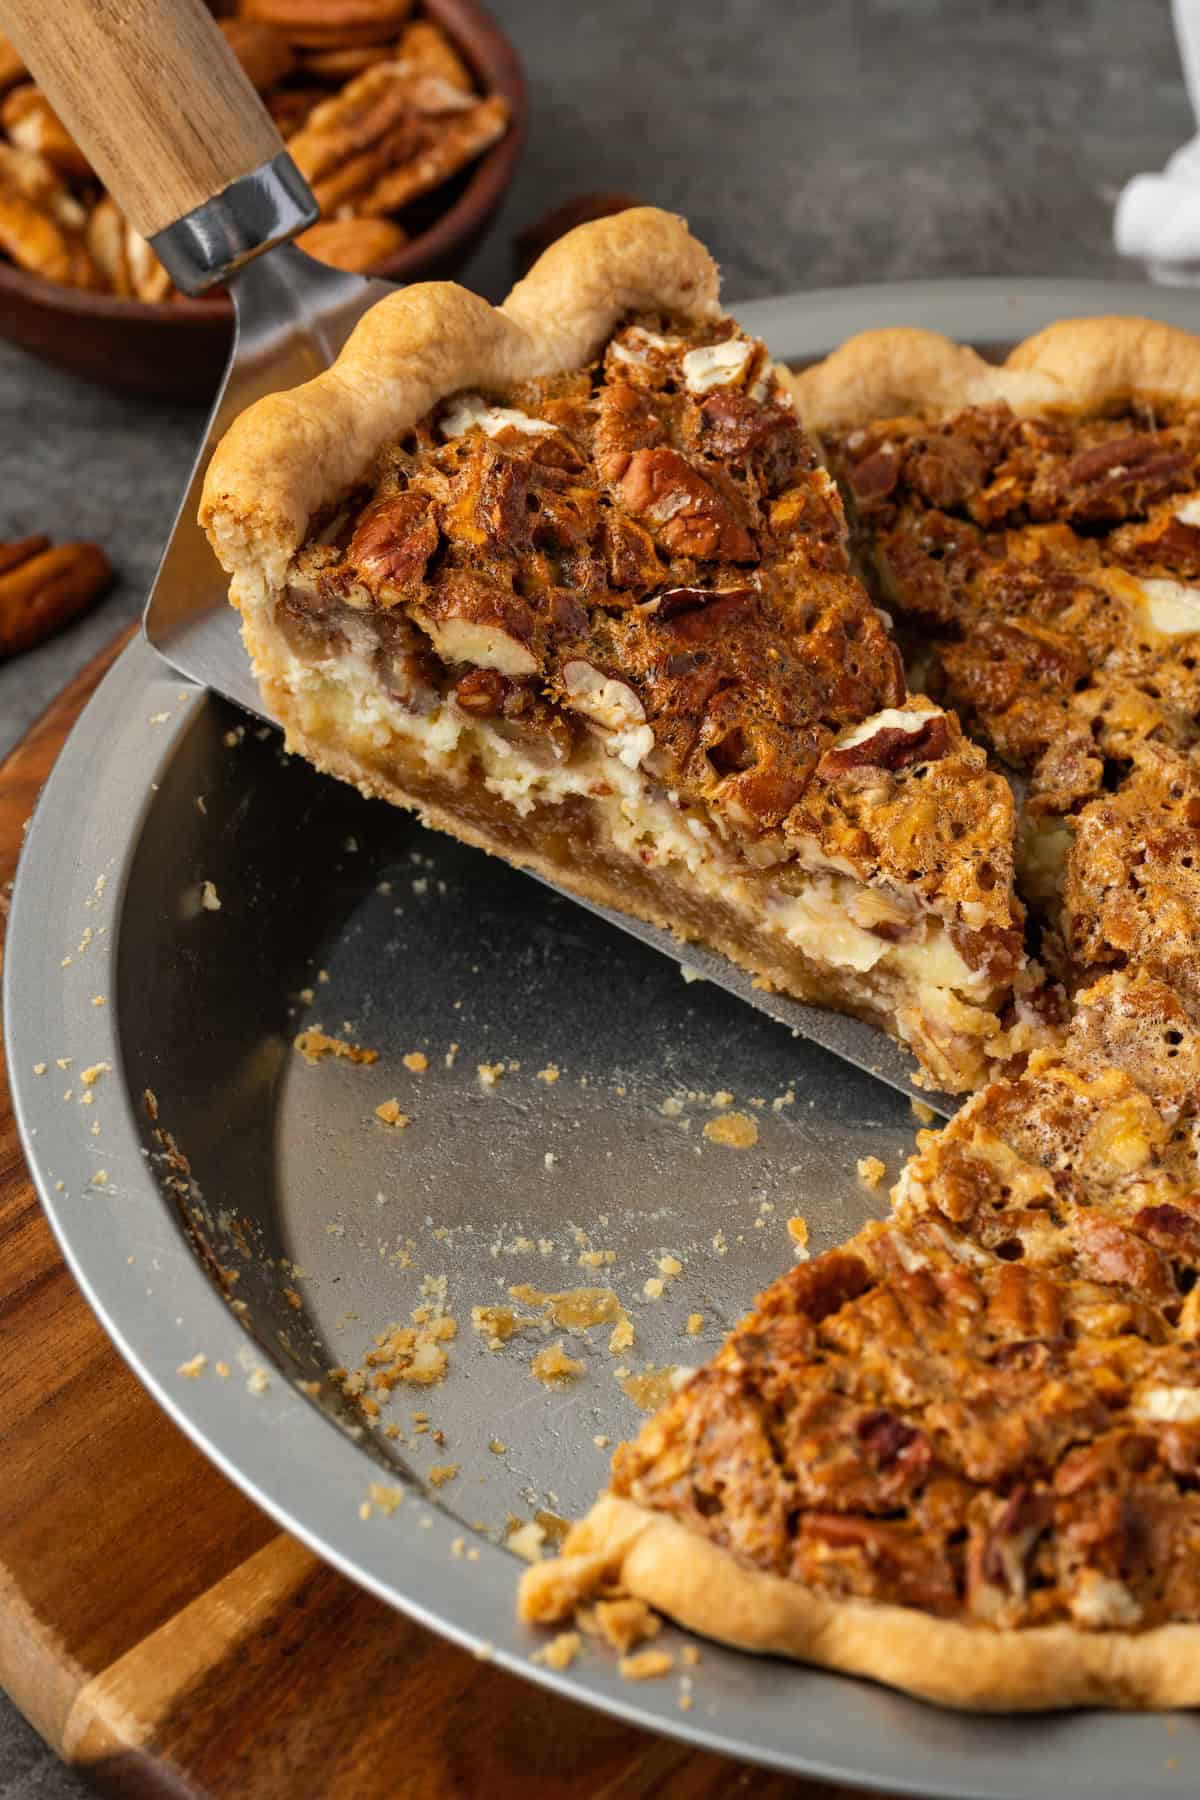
0,0,526,402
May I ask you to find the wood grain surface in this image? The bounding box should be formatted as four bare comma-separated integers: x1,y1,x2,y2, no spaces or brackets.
0,634,892,1799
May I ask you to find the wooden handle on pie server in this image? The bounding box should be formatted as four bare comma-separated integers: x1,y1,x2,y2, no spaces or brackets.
0,0,290,241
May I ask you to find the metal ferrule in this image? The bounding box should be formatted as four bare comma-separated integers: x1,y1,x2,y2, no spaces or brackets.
149,152,318,295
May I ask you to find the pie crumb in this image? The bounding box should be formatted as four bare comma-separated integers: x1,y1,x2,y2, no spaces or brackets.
703,1111,758,1149
531,1341,585,1383
532,1630,581,1671
685,1312,704,1336
295,1029,378,1066
477,1061,505,1087
680,1643,701,1667
427,1463,459,1487
910,1098,936,1125
403,1050,429,1072
642,1277,665,1300
369,1482,405,1514
375,1099,410,1128
595,1597,661,1653
507,1520,546,1562
200,880,221,912
536,1065,560,1083
176,1354,207,1379
618,1649,675,1681
857,1155,887,1189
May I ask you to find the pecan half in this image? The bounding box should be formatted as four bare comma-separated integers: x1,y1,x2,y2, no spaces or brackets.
241,0,414,49
617,447,755,561
817,711,950,780
296,215,407,272
646,582,754,621
346,491,437,602
0,537,112,658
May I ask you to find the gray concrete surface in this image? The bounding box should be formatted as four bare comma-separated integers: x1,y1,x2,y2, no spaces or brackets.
0,0,1189,1792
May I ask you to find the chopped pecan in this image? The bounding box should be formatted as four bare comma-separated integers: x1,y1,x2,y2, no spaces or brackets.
595,382,666,487
417,571,537,676
1054,432,1191,520
1073,1212,1174,1303
0,537,112,657
817,710,949,780
617,447,755,561
393,19,474,89
848,444,900,507
1133,1203,1200,1266
906,432,987,509
453,667,507,715
648,582,755,621
356,94,509,216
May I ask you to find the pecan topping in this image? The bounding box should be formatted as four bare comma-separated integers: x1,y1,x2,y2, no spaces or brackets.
347,492,437,602
817,712,949,779
617,447,755,561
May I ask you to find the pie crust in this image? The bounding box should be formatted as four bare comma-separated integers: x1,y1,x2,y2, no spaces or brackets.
520,1494,1200,1712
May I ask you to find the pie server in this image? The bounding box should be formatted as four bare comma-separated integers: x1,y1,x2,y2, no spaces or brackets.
2,0,954,1117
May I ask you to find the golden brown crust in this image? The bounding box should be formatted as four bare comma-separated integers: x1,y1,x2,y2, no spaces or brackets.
793,316,1200,433
201,208,720,584
519,1494,1200,1712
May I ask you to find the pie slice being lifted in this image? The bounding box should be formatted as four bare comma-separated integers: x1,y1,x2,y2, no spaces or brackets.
201,209,1033,1094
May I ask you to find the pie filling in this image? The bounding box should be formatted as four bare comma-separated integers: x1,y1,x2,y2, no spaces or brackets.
824,399,1200,1011
252,313,1033,1091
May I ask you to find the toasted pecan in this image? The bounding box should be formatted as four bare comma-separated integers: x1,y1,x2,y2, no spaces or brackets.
239,0,413,49
296,214,406,271
0,539,112,657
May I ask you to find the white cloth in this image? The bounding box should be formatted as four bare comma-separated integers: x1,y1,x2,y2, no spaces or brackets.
1115,0,1200,283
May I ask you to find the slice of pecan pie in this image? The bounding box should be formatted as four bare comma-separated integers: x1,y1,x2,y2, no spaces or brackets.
202,210,1031,1092
797,318,1200,1014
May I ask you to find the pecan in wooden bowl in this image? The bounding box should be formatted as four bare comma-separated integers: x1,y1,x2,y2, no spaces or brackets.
0,0,525,399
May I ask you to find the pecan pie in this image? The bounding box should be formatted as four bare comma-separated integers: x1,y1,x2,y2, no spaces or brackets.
201,209,1033,1094
800,318,1200,1010
519,319,1200,1711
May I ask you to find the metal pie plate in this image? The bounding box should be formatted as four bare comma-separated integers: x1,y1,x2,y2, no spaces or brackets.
9,279,1200,1799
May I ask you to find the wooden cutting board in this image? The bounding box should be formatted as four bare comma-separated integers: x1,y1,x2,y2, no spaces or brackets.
0,634,889,1800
